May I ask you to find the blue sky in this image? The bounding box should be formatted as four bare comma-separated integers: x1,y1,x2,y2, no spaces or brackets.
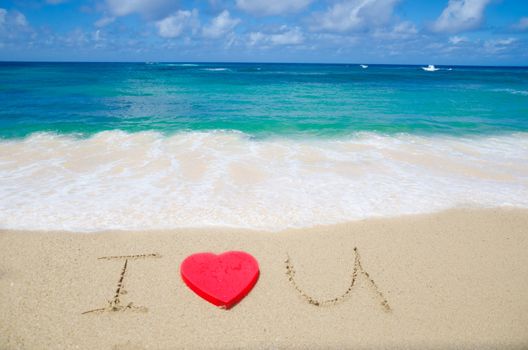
0,0,527,64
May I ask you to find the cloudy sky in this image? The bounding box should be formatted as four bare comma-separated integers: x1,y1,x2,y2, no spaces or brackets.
1,0,527,64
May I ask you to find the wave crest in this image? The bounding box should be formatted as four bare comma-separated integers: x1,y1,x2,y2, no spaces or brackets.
1,131,527,231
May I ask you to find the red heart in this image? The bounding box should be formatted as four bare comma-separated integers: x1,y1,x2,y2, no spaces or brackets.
180,251,260,309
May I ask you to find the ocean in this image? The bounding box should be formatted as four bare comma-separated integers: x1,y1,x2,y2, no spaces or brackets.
1,62,527,231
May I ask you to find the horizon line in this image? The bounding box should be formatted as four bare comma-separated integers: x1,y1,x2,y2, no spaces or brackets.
1,60,527,68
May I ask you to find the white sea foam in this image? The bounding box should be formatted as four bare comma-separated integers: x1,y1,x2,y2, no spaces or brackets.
156,63,199,67
504,89,528,96
491,88,528,96
1,131,527,232
202,68,229,71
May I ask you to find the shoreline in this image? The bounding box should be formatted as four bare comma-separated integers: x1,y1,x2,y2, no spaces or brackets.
0,205,526,235
2,131,528,233
1,208,528,349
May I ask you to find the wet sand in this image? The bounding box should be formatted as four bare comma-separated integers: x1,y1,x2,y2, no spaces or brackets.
1,208,527,349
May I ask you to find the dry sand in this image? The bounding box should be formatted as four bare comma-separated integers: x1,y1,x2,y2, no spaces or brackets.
1,208,527,349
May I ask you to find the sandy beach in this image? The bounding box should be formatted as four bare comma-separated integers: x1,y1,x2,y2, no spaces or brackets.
1,208,527,349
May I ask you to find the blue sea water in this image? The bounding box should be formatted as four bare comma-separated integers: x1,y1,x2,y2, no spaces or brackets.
1,62,527,138
0,62,527,231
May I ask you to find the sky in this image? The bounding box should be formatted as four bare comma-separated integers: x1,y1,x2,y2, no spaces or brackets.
0,0,527,65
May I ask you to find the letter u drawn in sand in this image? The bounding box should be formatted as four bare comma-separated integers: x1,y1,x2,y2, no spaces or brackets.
285,247,391,311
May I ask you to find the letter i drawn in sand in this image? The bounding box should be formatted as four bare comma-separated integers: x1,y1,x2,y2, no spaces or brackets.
82,253,161,315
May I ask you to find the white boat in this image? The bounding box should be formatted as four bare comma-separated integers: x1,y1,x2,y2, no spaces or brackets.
422,64,439,72
360,64,368,69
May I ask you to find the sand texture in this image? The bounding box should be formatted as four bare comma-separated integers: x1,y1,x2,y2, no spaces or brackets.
1,209,528,349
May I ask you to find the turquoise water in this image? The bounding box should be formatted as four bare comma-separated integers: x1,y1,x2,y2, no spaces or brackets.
1,62,528,231
1,62,527,138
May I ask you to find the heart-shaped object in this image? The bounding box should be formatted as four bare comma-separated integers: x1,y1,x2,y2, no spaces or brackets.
180,251,259,309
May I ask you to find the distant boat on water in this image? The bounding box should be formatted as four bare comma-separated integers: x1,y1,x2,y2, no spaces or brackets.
422,64,439,72
360,64,368,69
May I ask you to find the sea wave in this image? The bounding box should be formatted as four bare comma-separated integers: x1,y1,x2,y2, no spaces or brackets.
509,89,528,96
1,131,527,232
202,68,229,72
493,88,528,96
151,63,200,67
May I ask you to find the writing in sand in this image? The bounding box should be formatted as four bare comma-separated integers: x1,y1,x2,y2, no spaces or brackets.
83,248,391,314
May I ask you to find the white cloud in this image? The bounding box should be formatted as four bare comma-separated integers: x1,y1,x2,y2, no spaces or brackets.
63,28,88,47
394,21,416,33
13,11,28,27
0,8,35,50
432,0,491,33
94,16,115,28
106,0,178,19
93,29,101,41
0,9,6,26
311,0,400,33
371,21,417,40
92,29,107,49
249,26,304,46
449,35,468,44
236,0,313,16
513,17,528,31
484,37,516,53
155,10,199,38
0,8,30,32
484,38,517,55
202,10,240,39
248,32,264,46
390,21,417,37
46,0,68,4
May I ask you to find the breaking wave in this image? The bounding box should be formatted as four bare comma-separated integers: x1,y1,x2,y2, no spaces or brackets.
1,131,527,231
